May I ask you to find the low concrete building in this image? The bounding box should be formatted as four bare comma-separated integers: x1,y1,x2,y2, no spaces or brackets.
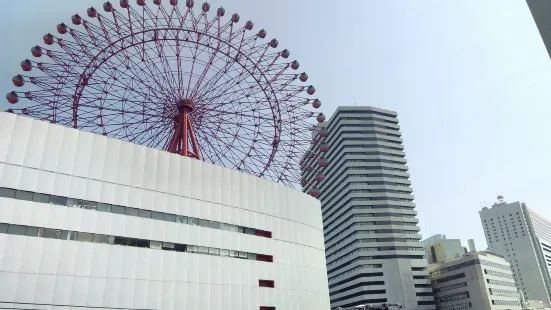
424,236,465,264
429,251,522,310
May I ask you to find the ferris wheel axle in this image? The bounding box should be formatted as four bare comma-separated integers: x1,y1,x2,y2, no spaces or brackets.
166,99,201,159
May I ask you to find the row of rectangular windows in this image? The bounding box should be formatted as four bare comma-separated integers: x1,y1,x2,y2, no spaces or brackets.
319,178,412,207
434,273,465,284
0,187,272,238
322,202,415,228
326,248,424,266
489,288,519,297
486,279,516,287
437,291,469,303
325,230,419,254
436,282,467,293
439,302,471,310
306,163,408,199
430,259,511,278
326,236,420,254
0,223,273,262
328,264,383,281
326,237,422,260
484,269,514,279
325,234,422,267
491,300,520,306
325,219,418,238
330,281,385,296
324,211,416,232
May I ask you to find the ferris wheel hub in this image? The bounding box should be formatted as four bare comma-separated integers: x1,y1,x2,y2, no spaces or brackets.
177,99,194,113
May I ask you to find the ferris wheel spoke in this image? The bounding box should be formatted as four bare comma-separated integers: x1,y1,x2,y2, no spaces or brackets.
90,59,173,106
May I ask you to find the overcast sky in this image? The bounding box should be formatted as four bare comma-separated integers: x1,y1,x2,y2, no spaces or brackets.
2,0,551,249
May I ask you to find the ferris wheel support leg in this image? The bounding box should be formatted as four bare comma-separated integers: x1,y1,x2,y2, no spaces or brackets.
167,118,182,154
187,117,201,160
182,111,189,156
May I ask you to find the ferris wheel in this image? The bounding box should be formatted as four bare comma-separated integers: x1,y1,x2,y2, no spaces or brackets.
5,0,328,194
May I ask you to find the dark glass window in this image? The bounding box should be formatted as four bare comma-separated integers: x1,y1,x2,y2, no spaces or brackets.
49,195,67,206
43,228,62,239
209,248,220,255
7,224,26,235
248,253,257,260
177,216,188,224
0,223,8,233
211,221,221,229
164,214,177,222
93,234,109,244
174,244,187,252
152,212,164,220
0,188,16,198
259,280,275,288
25,227,39,236
137,239,150,248
114,236,132,246
139,209,152,218
126,207,139,217
81,201,97,210
189,218,199,226
77,232,94,242
66,198,83,208
97,203,112,212
199,219,210,227
33,193,51,203
111,205,126,214
162,242,175,251
245,228,256,235
15,190,34,201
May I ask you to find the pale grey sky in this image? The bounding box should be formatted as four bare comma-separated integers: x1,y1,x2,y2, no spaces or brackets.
2,0,551,249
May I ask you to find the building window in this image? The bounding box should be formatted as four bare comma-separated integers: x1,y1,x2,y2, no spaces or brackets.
7,225,27,236
259,280,275,288
0,187,274,240
43,228,62,239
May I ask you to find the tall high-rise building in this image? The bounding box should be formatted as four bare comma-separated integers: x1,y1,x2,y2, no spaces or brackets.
480,200,551,306
526,0,551,58
303,106,435,309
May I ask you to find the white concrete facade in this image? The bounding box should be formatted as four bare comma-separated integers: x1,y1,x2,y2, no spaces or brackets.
0,112,330,310
429,251,522,310
480,201,551,306
303,107,435,309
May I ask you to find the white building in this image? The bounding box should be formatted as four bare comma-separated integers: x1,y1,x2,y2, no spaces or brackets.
429,251,522,310
302,107,435,309
0,112,331,310
480,201,551,306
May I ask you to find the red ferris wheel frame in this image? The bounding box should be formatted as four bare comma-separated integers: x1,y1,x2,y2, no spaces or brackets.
6,0,328,194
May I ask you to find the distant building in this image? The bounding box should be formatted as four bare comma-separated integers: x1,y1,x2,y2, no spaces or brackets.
480,200,551,305
424,236,465,264
422,234,447,247
429,251,522,310
526,0,551,58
